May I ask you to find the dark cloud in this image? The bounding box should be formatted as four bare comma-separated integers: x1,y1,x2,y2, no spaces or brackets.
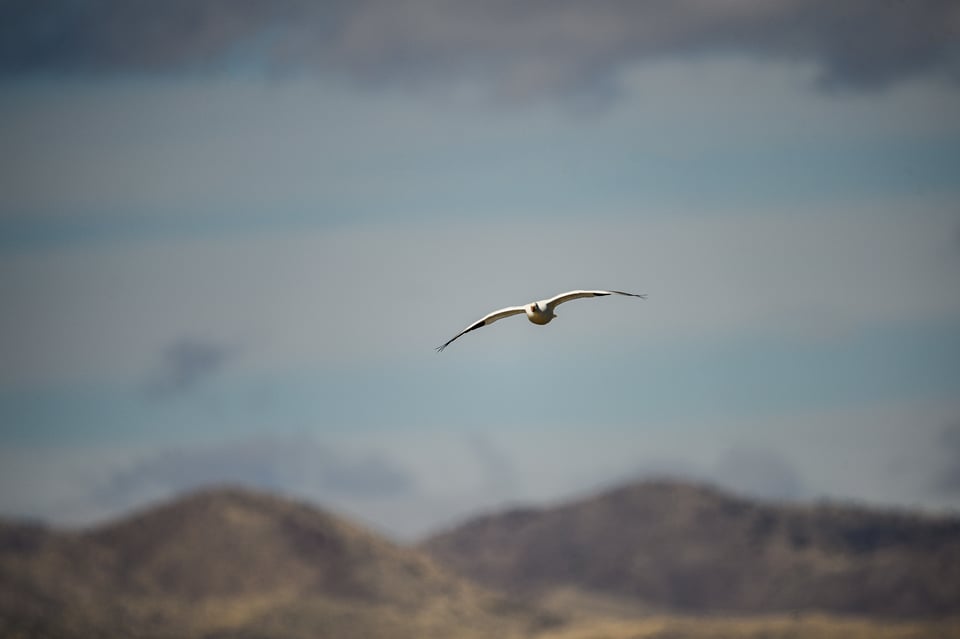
712,447,806,501
1,1,957,98
145,338,236,399
90,436,416,514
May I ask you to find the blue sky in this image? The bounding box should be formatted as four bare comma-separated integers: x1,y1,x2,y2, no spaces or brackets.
1,1,959,539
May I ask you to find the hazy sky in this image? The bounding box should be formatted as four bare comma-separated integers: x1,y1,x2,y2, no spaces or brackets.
1,1,959,539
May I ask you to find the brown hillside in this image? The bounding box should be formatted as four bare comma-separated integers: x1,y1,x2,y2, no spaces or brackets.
421,480,960,616
0,487,538,639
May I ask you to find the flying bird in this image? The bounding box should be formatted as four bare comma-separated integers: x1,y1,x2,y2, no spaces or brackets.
436,289,646,352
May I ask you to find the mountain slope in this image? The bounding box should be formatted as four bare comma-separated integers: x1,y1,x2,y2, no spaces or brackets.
422,480,960,616
0,487,537,639
3,482,959,638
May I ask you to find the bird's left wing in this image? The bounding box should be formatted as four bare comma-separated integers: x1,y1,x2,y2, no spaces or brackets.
544,290,646,310
436,305,527,352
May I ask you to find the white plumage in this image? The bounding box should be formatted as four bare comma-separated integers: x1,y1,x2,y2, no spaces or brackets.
436,289,646,352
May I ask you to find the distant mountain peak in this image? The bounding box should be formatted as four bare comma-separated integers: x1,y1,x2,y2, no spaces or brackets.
0,486,534,639
422,478,960,616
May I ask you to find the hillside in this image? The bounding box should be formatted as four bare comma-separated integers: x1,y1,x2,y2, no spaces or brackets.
422,480,960,616
0,487,538,639
2,482,959,639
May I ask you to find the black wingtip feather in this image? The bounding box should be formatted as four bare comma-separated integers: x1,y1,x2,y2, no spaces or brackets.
435,319,486,352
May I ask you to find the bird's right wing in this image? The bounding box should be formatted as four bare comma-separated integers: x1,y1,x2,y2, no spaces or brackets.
544,289,646,310
436,305,526,352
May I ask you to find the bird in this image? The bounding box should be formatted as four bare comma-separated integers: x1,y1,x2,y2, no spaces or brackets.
436,289,646,352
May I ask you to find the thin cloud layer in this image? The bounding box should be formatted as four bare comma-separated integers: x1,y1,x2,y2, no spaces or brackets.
465,433,520,498
89,436,416,517
624,450,807,503
2,1,957,98
933,422,960,496
712,447,806,501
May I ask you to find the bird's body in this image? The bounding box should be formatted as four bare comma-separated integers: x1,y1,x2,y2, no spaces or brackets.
436,289,646,351
524,301,555,325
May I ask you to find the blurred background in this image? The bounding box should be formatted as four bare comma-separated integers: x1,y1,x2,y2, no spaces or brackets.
1,0,959,541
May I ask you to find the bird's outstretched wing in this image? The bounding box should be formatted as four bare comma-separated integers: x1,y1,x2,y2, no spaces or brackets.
436,305,526,352
544,290,646,311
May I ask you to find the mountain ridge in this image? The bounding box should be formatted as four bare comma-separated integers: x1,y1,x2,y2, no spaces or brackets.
421,479,960,616
3,480,959,639
0,485,537,639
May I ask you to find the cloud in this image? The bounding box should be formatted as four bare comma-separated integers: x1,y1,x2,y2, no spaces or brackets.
620,449,806,502
932,422,960,496
88,436,416,516
1,1,957,98
145,337,236,398
630,457,707,484
4,202,957,388
465,432,520,497
711,447,806,501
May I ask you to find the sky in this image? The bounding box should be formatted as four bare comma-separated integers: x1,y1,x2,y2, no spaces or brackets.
1,0,959,540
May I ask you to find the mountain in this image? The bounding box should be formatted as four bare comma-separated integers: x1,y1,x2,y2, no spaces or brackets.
422,480,960,617
0,487,540,639
3,482,959,639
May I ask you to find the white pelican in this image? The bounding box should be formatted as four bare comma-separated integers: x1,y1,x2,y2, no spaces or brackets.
436,289,646,352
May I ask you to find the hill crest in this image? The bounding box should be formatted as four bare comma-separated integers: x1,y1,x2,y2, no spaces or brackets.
422,479,960,616
0,485,534,638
